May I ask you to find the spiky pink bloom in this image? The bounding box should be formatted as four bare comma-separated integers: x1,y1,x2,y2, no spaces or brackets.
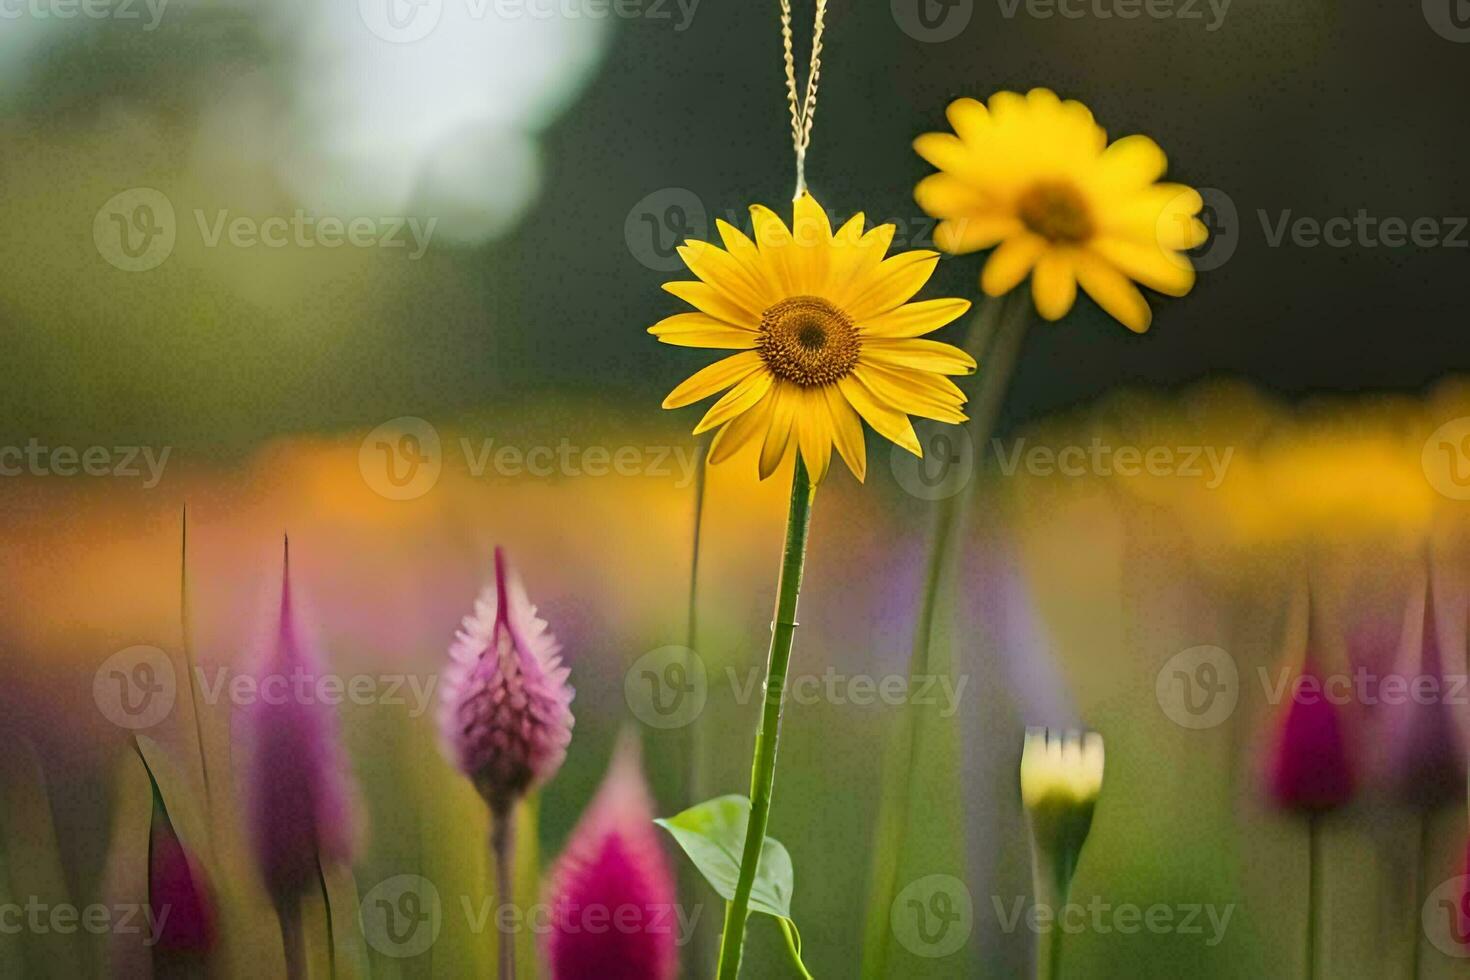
245,539,358,901
148,811,215,953
544,736,678,980
439,547,574,815
1374,576,1466,809
1267,660,1356,812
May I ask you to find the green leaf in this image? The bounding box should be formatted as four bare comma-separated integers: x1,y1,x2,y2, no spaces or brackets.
654,794,794,919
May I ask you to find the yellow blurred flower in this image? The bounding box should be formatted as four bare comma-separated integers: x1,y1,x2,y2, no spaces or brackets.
913,88,1208,333
650,192,977,483
1020,727,1105,810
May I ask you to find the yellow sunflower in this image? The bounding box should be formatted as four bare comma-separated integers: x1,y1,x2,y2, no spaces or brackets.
913,88,1208,333
649,193,977,483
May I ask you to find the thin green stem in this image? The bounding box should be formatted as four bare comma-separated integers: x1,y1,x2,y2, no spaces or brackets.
492,808,517,980
716,457,816,980
1305,814,1319,980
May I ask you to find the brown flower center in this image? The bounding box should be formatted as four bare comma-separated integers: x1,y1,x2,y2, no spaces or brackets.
1017,181,1093,244
758,295,860,387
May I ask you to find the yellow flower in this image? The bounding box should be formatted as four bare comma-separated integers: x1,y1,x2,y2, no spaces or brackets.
913,88,1208,333
649,192,977,483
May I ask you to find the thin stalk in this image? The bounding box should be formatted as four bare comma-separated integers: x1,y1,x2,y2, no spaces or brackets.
493,808,517,980
1306,814,1320,980
716,457,816,980
682,438,712,972
179,507,211,808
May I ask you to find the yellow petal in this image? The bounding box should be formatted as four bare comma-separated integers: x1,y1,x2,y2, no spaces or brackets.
980,233,1047,296
838,374,921,457
693,370,774,434
677,244,766,316
663,281,759,328
944,96,990,143
717,219,782,301
795,388,833,485
823,384,867,482
649,312,757,349
830,222,897,304
912,132,977,178
933,215,1019,255
914,173,989,218
861,298,972,339
1095,134,1167,188
1074,251,1153,333
708,386,775,465
1031,250,1078,321
662,351,764,409
759,383,799,479
789,193,831,293
845,250,940,320
860,338,977,376
1090,237,1195,297
750,204,798,296
853,364,967,424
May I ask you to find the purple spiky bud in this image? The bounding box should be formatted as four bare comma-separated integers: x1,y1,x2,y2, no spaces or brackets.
439,547,574,816
245,538,358,901
544,735,678,980
148,810,216,954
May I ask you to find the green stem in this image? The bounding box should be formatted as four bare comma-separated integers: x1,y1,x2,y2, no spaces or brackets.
1305,814,1319,980
716,456,816,980
492,808,517,980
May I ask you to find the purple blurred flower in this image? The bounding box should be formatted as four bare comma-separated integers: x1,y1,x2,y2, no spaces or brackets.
148,809,215,954
544,735,677,980
1267,659,1356,813
439,547,574,816
1373,575,1466,808
245,538,358,901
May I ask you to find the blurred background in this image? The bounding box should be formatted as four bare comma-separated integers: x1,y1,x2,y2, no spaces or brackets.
3,0,1470,977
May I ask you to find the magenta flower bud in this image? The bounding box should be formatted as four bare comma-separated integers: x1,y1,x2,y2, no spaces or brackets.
246,538,358,901
148,810,216,954
439,547,574,815
1267,659,1356,812
544,735,678,980
1374,575,1466,809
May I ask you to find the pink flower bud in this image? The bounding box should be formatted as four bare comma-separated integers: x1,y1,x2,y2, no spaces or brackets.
148,811,216,954
246,538,358,901
439,547,574,815
544,735,678,980
1266,659,1356,812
